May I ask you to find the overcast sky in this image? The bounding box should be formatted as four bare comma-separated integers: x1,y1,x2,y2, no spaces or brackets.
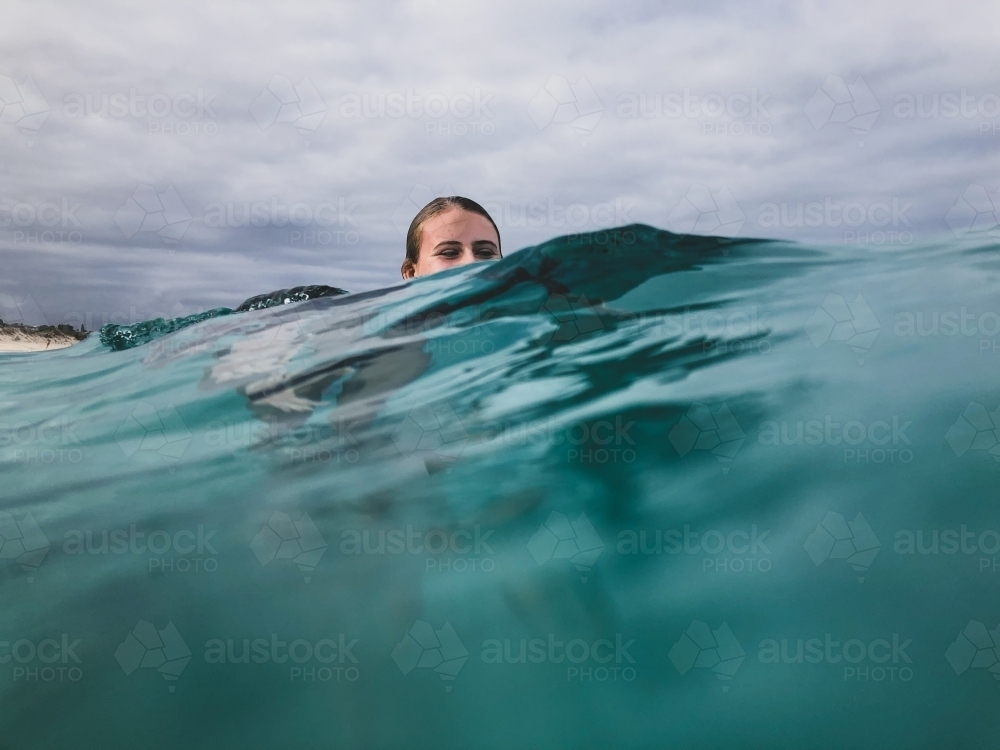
0,0,998,327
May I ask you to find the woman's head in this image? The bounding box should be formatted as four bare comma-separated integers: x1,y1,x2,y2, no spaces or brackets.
401,196,501,279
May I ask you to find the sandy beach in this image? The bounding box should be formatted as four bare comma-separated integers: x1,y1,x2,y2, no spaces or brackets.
0,323,88,353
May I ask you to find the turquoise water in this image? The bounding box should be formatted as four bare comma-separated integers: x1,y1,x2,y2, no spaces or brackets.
2,225,1000,748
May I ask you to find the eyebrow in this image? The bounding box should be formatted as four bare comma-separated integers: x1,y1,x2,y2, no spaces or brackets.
432,239,499,252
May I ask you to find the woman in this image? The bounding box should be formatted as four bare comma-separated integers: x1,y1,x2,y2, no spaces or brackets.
213,196,502,419
401,196,502,279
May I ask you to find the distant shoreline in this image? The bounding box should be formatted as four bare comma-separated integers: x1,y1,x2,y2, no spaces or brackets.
0,322,89,353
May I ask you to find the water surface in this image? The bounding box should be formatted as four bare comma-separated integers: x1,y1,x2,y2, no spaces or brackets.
2,225,999,748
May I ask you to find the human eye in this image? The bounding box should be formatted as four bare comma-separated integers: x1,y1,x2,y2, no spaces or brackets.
434,243,462,259
474,244,500,259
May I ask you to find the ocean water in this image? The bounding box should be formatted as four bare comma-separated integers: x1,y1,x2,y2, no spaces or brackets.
2,224,1000,748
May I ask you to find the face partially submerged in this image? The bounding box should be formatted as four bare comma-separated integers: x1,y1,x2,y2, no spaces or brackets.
403,207,501,279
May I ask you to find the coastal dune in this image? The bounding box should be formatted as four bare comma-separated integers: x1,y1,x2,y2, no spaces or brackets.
0,322,88,353
0,285,346,353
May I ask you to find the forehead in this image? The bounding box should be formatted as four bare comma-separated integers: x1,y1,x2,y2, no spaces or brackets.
420,207,498,244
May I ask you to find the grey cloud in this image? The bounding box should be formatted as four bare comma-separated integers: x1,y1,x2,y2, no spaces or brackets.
0,0,998,325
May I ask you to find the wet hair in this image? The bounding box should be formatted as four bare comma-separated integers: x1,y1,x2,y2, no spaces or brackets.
402,196,501,278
